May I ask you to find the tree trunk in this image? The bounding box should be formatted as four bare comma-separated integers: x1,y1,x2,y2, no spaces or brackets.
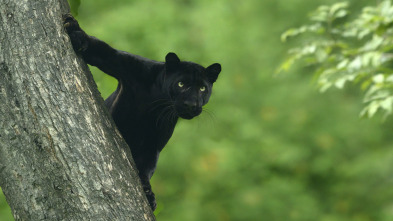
0,0,155,220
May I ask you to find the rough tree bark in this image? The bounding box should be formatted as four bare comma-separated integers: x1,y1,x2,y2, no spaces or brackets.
0,0,155,220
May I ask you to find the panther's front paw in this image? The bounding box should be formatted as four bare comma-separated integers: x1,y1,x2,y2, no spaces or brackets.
63,13,80,32
63,13,88,52
143,185,157,211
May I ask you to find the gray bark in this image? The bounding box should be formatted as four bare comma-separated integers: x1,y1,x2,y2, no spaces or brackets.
0,0,155,220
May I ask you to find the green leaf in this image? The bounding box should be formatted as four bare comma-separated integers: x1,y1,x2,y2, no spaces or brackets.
276,55,297,73
281,28,300,42
329,2,349,19
361,35,384,51
330,2,349,14
347,57,362,71
380,96,393,112
372,74,384,83
310,6,329,22
280,24,323,42
337,59,349,69
335,74,356,89
335,10,348,19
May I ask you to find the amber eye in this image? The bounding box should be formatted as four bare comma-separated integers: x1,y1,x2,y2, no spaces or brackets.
178,82,184,88
200,86,206,92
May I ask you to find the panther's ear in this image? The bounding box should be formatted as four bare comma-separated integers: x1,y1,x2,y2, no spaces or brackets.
165,52,180,71
206,63,221,83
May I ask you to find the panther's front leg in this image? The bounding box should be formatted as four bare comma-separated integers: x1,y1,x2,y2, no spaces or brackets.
63,14,132,80
134,152,159,211
140,177,157,211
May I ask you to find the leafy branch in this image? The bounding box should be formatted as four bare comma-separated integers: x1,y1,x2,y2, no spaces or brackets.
279,0,393,119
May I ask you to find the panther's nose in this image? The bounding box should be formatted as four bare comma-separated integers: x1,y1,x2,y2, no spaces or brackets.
183,101,198,110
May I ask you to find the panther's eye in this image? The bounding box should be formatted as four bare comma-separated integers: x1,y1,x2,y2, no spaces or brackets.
178,82,184,88
200,86,206,92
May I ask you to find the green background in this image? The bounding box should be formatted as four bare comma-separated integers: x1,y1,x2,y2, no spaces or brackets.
1,0,393,220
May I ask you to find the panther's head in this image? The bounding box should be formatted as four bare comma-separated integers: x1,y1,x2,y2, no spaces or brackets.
163,52,221,120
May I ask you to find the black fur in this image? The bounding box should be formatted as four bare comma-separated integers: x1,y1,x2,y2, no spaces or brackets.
63,14,221,211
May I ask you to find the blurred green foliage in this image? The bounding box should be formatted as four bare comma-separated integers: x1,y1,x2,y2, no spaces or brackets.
68,0,81,16
2,0,393,220
280,0,393,119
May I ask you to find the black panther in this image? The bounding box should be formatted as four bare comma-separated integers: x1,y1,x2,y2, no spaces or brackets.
63,14,221,210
